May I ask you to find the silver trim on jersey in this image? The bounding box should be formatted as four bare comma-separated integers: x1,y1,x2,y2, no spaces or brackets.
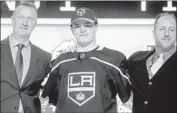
41,58,77,86
51,58,77,72
90,57,131,84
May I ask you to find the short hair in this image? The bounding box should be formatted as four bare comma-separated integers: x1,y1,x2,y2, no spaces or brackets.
154,12,176,30
13,1,38,17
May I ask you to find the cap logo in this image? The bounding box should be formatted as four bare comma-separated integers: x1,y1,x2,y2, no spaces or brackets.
77,8,86,16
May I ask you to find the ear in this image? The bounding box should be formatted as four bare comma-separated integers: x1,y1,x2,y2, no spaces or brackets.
34,20,37,26
152,30,155,40
11,16,14,26
71,28,75,35
152,30,159,46
95,24,98,33
32,20,37,30
70,26,73,31
31,18,37,30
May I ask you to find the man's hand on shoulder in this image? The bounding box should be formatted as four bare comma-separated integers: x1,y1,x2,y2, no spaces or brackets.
51,39,77,61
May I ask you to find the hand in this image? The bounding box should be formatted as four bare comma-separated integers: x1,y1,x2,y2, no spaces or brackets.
51,39,77,61
122,91,133,110
39,90,50,111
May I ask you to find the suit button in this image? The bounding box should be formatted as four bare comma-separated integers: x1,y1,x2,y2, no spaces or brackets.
14,107,19,110
144,101,148,105
148,82,152,85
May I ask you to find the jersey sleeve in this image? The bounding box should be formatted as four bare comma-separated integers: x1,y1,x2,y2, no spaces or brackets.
41,57,62,106
109,54,131,103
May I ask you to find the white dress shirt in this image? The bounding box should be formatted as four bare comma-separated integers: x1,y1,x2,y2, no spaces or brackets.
9,35,31,113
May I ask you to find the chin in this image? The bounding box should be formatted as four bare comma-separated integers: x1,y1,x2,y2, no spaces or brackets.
19,34,28,36
79,36,89,39
79,41,90,47
161,45,174,51
18,34,30,39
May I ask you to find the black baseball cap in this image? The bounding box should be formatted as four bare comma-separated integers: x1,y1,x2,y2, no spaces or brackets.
71,7,98,26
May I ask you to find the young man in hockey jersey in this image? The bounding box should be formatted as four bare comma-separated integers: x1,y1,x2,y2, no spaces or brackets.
42,7,131,113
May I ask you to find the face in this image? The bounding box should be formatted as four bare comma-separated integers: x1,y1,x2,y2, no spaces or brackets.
12,5,37,39
71,19,97,47
154,15,176,51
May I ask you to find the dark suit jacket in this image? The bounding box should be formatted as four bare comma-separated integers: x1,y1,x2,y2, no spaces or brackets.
128,50,177,113
1,38,51,113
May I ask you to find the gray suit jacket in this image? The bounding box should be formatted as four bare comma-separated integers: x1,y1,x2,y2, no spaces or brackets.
1,38,51,113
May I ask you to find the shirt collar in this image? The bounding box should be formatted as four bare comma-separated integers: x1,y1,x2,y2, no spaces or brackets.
153,47,176,62
9,34,30,49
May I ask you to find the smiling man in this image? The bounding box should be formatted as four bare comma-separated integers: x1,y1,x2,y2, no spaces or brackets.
42,7,131,113
1,2,51,113
128,13,177,113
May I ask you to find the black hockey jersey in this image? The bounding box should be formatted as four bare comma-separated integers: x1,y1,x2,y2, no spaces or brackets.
42,47,131,113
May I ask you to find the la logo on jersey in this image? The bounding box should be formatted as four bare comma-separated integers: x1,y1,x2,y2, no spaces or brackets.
68,72,96,106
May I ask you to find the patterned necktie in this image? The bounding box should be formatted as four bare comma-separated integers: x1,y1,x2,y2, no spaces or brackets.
15,44,24,85
150,54,164,76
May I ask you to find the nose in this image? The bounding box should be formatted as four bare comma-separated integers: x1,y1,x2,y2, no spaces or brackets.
22,18,28,27
80,25,86,33
164,29,169,37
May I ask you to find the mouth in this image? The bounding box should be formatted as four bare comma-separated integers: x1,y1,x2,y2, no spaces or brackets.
20,26,28,30
79,34,88,37
162,37,171,41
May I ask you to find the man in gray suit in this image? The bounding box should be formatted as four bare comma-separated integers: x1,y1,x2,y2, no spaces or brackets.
1,1,51,113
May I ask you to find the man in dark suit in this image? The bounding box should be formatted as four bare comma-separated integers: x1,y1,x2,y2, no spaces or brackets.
128,13,176,113
1,2,51,113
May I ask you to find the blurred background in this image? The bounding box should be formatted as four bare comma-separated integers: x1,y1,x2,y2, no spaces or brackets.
1,0,177,112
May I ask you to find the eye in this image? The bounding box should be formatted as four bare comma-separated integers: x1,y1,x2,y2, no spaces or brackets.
85,24,92,27
169,28,174,31
74,25,81,29
18,16,24,19
28,17,33,21
159,28,164,31
84,24,94,28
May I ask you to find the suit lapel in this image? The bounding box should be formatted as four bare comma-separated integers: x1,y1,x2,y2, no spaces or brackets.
21,44,39,88
141,51,155,80
2,38,20,89
154,51,176,77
